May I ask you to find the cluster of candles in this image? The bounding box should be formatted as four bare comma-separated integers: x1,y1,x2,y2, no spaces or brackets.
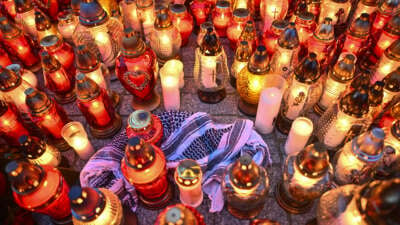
0,0,399,224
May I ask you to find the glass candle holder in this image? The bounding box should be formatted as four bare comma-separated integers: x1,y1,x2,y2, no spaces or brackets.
69,186,126,225
121,137,173,209
24,87,71,151
154,204,205,225
222,154,269,219
149,9,182,66
371,0,400,36
0,17,40,71
189,0,211,28
116,28,159,111
6,161,71,223
238,20,257,51
318,0,351,35
76,45,120,107
14,0,37,39
262,20,288,57
212,1,232,37
72,0,123,68
136,0,155,41
75,73,122,139
57,10,78,44
270,22,300,76
342,13,371,57
373,39,400,83
227,8,250,50
6,64,38,89
368,81,384,119
230,40,252,88
315,88,370,150
350,0,378,24
196,21,214,47
0,47,12,67
237,45,271,116
333,128,385,185
275,143,333,214
174,159,203,208
61,121,94,161
315,53,356,114
260,0,288,32
126,110,163,146
170,4,193,46
276,53,321,134
0,66,33,114
378,120,400,178
120,0,141,34
19,135,61,167
41,51,76,104
382,67,400,106
0,101,30,146
376,101,400,128
40,35,75,77
34,0,60,21
294,11,315,52
373,13,400,58
34,10,60,43
307,18,334,68
194,28,229,104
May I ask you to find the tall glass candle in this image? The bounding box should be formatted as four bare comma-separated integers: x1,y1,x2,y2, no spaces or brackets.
230,40,252,87
373,13,400,58
260,0,288,32
318,0,351,34
0,101,30,146
342,13,371,57
174,159,203,207
284,117,313,155
136,0,155,41
371,0,399,36
120,0,141,33
61,121,94,160
19,135,61,167
255,87,283,134
35,10,61,43
14,0,37,39
212,1,232,37
373,39,400,82
169,4,193,46
307,17,335,67
57,10,78,44
226,8,250,50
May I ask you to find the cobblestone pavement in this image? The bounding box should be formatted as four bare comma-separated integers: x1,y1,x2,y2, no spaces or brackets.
53,33,317,225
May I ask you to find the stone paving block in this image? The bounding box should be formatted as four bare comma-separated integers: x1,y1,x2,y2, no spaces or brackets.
289,204,317,225
61,101,82,116
209,94,240,116
119,94,135,116
257,197,291,225
181,93,211,113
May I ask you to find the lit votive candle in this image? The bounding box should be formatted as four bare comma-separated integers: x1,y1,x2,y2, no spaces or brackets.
284,117,313,155
255,87,283,134
162,59,184,88
174,159,203,208
61,121,95,161
160,71,180,111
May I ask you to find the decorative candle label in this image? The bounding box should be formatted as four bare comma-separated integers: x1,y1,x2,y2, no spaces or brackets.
284,80,309,120
319,78,347,110
200,55,217,88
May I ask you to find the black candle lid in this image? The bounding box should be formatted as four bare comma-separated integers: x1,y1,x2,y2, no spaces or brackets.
69,186,106,222
79,0,109,27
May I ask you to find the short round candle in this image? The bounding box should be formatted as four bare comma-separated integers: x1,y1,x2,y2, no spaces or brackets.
284,117,313,155
61,121,94,161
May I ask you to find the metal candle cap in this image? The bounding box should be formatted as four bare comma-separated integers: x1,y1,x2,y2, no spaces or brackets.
216,0,231,9
69,186,106,222
40,35,62,51
384,14,400,35
5,160,44,194
79,0,109,27
331,54,356,82
383,67,400,92
294,52,320,84
75,73,101,101
296,143,329,178
125,137,156,170
248,45,270,74
385,39,400,60
121,27,146,57
270,20,289,35
25,88,52,114
229,154,260,189
75,45,100,73
232,8,249,19
0,66,21,92
200,28,222,56
19,135,46,159
278,22,299,49
349,13,370,38
170,4,187,14
353,128,385,160
166,207,183,223
128,110,152,131
154,11,172,29
176,159,202,186
314,18,334,41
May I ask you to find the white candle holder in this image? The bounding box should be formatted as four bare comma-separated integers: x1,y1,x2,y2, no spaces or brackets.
61,121,95,161
284,117,313,155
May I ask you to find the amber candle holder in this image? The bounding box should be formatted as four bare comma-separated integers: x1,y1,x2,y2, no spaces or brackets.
19,135,61,167
121,137,173,209
24,87,71,151
239,20,257,52
41,51,76,104
126,110,163,146
212,1,232,37
6,161,71,224
0,101,30,146
169,4,193,46
154,204,205,225
230,40,252,88
373,39,400,83
75,73,122,139
371,0,399,36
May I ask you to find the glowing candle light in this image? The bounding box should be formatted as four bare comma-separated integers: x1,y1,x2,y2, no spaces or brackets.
371,0,399,36
61,121,94,161
0,101,30,146
382,67,400,106
136,0,155,41
162,59,184,88
57,10,78,44
373,14,400,58
284,117,313,155
160,70,180,111
260,0,288,32
14,0,37,39
230,40,252,87
175,159,203,207
169,4,193,46
155,204,205,225
255,87,283,134
342,13,371,56
19,135,61,167
373,39,400,83
212,1,232,37
227,8,250,50
318,0,351,34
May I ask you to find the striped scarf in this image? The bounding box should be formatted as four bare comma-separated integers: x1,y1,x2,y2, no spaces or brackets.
80,111,272,212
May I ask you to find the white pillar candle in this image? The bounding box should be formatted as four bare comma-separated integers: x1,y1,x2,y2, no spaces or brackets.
61,122,95,161
255,87,283,134
160,71,180,111
285,117,313,155
163,59,185,88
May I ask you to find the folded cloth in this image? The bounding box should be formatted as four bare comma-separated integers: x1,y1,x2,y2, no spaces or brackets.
80,111,272,212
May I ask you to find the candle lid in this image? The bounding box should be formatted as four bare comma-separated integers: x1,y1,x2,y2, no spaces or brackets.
0,66,22,92
40,35,63,52
170,4,187,14
278,22,299,49
232,8,249,19
383,67,400,92
200,28,222,56
175,159,202,187
348,13,370,38
331,54,356,83
384,14,400,35
235,41,252,61
229,154,260,190
128,110,152,131
340,87,369,117
295,143,329,178
25,88,53,114
6,64,23,77
295,11,315,28
19,135,46,159
378,0,400,14
75,73,101,101
154,10,172,29
313,18,334,41
5,160,44,194
294,52,320,84
216,0,230,9
362,179,400,225
270,20,289,35
75,45,100,73
121,27,146,57
352,128,385,161
361,0,379,6
14,0,33,13
41,51,62,73
35,11,52,31
58,10,75,22
69,186,107,222
385,39,400,61
79,0,109,27
125,137,156,170
248,45,270,74
369,81,384,107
